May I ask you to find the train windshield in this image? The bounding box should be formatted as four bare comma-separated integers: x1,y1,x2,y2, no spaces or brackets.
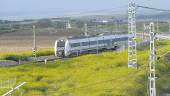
57,41,65,47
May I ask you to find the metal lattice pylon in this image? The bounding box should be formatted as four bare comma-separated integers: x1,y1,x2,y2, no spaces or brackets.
84,23,88,36
128,2,137,68
32,25,37,60
66,20,72,29
0,78,16,89
149,22,156,96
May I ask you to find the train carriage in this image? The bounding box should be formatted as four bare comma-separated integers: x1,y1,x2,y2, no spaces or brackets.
55,34,129,57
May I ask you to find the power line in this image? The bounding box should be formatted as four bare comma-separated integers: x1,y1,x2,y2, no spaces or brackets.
137,5,170,12
2,82,26,96
57,5,127,17
32,25,37,60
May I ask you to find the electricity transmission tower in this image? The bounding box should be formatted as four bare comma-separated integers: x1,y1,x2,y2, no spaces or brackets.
2,82,26,96
156,17,159,33
32,25,37,59
169,20,170,33
66,20,72,29
144,23,150,40
128,2,137,68
84,23,88,36
149,22,156,96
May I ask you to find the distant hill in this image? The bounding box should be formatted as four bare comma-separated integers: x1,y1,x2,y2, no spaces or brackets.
136,12,170,22
1,12,170,26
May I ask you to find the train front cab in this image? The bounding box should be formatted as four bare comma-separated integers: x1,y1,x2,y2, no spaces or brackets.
54,40,65,57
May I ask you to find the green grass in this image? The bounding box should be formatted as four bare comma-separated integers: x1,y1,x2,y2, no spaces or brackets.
0,51,146,96
0,48,54,61
0,28,11,34
0,40,169,96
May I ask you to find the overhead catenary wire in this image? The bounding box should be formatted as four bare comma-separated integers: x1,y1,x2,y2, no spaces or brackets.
135,4,170,59
157,50,170,59
137,5,170,12
130,4,170,96
56,5,127,18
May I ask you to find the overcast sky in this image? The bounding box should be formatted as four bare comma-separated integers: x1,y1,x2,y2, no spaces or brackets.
0,0,170,20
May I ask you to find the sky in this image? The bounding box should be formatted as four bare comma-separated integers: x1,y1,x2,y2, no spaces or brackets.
0,0,170,20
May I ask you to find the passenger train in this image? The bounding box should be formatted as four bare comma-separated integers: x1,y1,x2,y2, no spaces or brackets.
54,34,129,57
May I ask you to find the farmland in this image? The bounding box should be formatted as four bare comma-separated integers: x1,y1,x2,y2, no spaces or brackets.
0,21,169,53
0,40,169,96
0,28,82,53
0,19,170,96
1,0,170,96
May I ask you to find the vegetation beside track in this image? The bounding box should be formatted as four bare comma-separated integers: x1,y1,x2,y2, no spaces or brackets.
0,40,169,96
0,48,54,61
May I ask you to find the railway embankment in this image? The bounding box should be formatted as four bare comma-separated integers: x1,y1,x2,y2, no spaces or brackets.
0,60,18,66
0,55,58,66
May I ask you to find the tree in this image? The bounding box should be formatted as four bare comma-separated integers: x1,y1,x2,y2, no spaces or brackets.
36,19,53,28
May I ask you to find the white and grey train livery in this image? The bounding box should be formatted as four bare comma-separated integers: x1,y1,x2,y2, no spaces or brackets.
54,34,129,57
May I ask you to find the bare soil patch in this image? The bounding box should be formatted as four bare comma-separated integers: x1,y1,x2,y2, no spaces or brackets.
0,28,82,52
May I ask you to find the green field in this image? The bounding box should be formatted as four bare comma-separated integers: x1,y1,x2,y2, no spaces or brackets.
0,40,170,96
0,48,54,61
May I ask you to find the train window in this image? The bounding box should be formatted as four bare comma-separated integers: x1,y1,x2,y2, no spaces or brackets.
82,42,89,46
98,40,103,44
124,37,128,40
104,40,111,43
70,43,80,47
57,41,65,47
120,37,128,41
114,38,119,42
90,41,97,45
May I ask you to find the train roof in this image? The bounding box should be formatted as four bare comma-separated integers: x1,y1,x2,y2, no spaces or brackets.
67,32,128,40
